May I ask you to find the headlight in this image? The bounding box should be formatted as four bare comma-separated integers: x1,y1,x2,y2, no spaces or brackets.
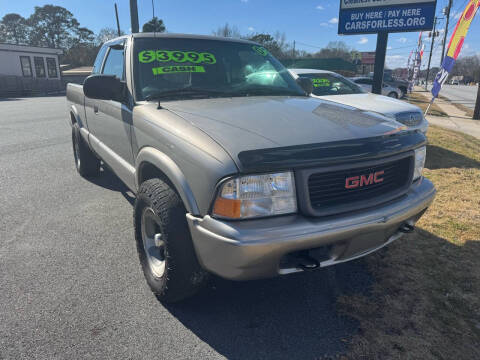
413,146,426,181
212,172,297,219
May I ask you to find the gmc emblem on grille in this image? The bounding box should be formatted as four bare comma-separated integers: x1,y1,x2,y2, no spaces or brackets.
345,170,384,189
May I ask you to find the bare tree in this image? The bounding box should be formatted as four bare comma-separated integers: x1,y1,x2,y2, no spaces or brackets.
96,27,125,45
212,23,241,38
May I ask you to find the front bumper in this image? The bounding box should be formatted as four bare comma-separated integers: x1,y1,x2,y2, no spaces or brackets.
187,178,435,280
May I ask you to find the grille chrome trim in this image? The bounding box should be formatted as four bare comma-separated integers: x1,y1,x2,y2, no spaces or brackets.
295,152,414,217
395,111,423,127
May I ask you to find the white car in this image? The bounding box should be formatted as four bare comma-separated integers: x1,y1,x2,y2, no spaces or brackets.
289,69,428,133
350,76,402,98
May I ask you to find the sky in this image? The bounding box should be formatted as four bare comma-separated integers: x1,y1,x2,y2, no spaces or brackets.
1,0,480,69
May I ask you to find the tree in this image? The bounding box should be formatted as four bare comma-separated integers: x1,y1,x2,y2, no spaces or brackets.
96,27,125,45
212,23,241,38
313,41,353,61
0,13,29,44
247,32,291,58
142,17,166,33
27,5,92,49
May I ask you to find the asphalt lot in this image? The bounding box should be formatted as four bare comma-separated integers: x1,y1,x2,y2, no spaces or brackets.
437,84,478,109
0,96,370,359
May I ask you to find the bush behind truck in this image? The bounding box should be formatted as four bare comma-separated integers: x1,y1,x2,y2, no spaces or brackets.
66,33,435,302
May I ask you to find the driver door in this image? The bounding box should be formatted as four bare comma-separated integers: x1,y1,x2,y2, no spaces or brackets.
86,40,135,187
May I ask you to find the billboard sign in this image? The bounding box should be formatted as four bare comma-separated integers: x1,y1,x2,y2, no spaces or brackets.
338,0,437,34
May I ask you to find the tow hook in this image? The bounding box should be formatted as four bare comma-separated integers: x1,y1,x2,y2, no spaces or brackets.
399,223,415,233
296,252,320,271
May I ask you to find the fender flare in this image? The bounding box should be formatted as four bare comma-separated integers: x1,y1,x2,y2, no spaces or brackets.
136,147,200,215
69,105,83,128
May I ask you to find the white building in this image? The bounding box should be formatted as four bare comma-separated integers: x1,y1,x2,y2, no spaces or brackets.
0,43,63,97
0,43,62,79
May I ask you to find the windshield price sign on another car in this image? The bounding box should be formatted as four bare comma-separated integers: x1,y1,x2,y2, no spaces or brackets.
338,0,437,34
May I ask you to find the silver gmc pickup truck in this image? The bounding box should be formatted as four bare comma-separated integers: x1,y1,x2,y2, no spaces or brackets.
66,33,436,302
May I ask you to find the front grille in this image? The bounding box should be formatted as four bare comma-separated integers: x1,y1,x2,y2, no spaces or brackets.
306,155,413,215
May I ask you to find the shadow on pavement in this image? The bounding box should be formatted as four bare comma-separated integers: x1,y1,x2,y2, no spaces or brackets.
86,166,135,206
426,145,480,170
164,259,372,360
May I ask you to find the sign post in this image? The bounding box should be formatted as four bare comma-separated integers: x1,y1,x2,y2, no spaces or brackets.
338,0,437,94
372,32,388,94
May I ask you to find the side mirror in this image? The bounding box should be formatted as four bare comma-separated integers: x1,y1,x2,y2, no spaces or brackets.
83,74,125,102
296,77,313,95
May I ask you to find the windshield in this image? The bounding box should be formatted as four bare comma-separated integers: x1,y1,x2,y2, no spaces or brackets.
133,37,305,101
298,73,365,96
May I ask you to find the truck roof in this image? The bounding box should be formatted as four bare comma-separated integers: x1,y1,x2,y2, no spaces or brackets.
104,32,258,45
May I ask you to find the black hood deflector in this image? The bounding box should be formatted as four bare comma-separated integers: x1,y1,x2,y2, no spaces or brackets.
237,131,426,172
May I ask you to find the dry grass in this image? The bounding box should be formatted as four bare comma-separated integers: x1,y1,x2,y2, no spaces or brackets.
405,92,448,117
337,125,480,359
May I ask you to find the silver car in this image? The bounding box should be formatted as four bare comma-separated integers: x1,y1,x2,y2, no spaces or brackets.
289,69,428,134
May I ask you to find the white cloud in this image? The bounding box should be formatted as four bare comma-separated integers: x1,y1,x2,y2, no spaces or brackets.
320,22,328,26
316,5,324,10
386,55,407,68
329,17,338,24
397,37,407,43
357,37,368,45
247,26,255,32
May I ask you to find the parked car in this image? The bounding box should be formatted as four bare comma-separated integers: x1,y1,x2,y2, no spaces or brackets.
66,33,435,302
289,69,428,133
383,71,409,97
350,76,402,98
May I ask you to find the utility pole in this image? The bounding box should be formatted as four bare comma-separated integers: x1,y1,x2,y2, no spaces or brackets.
114,3,121,36
425,17,437,90
293,40,296,59
130,0,139,33
372,32,388,95
440,0,452,64
474,83,480,120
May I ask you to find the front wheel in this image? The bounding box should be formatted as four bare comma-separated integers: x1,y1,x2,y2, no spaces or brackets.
387,91,398,99
134,178,208,303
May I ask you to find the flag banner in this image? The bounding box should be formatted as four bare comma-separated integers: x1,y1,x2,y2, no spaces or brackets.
432,0,480,98
408,33,424,93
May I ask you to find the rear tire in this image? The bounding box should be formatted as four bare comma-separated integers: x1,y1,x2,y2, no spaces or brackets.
387,92,398,99
72,124,100,177
134,178,208,303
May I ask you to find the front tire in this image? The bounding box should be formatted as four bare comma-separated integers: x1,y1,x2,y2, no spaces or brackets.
134,178,208,303
72,124,100,177
387,91,398,99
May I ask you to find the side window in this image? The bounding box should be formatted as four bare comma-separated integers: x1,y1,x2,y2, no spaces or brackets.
92,45,108,75
20,56,32,77
102,47,125,80
34,57,46,78
356,78,372,85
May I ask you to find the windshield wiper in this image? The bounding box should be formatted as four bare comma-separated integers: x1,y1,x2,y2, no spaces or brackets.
230,86,305,97
144,87,226,101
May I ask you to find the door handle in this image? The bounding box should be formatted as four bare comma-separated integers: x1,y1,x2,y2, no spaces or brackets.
93,105,99,114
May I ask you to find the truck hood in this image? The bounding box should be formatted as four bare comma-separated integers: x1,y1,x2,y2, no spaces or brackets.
163,96,406,169
319,93,421,117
